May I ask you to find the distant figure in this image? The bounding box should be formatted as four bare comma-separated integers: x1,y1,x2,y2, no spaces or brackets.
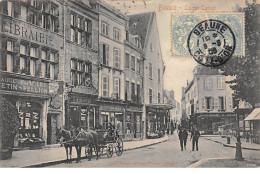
190,126,200,151
246,131,250,142
178,128,188,151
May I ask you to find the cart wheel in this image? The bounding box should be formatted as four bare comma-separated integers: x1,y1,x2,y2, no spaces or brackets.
85,144,92,159
115,138,123,156
106,144,113,158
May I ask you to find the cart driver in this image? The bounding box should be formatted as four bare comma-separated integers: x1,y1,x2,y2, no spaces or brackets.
108,122,116,136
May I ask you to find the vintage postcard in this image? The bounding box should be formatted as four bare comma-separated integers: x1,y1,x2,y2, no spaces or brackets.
0,0,259,168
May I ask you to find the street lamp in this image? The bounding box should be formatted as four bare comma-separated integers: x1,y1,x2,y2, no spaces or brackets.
235,99,244,161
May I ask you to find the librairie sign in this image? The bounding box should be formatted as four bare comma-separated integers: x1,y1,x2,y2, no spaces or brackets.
1,76,49,95
1,18,53,46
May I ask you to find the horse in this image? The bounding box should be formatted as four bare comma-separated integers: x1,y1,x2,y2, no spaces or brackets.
58,128,99,163
58,128,74,163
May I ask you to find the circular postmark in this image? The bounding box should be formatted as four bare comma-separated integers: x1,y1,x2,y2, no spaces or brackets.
187,19,236,67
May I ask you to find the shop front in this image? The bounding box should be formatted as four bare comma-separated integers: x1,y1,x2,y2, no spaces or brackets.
196,112,236,134
146,104,172,139
66,93,99,130
0,73,53,148
97,100,125,138
125,104,143,139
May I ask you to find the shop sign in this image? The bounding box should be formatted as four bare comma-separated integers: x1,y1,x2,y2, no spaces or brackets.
70,96,94,104
198,113,236,118
2,18,53,46
1,76,49,95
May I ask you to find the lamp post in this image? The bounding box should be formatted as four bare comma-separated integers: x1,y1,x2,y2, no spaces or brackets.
235,100,244,161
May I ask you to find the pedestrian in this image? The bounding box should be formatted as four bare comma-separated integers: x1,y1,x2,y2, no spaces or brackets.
190,126,200,151
246,131,250,142
178,127,188,151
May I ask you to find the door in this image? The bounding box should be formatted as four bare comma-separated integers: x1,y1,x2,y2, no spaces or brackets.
47,114,52,144
47,114,58,144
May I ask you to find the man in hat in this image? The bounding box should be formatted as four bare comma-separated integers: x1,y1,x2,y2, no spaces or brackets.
190,126,200,151
178,127,188,151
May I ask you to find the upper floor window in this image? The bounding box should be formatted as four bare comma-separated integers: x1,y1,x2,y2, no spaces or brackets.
113,78,120,98
125,80,130,101
217,76,226,90
126,30,129,41
114,48,120,69
204,77,213,90
101,22,109,36
70,59,92,86
7,1,13,17
7,41,14,52
131,55,135,71
101,43,109,65
113,28,120,41
125,53,130,69
158,93,161,103
218,97,225,110
102,76,109,97
137,59,141,73
71,14,76,26
31,0,37,7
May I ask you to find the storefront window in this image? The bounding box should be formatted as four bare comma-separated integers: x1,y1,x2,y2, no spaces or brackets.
18,101,41,146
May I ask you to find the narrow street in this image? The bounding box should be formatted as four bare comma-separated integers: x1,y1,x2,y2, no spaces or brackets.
48,133,260,168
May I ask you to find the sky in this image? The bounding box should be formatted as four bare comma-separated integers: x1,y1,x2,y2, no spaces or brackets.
104,0,253,102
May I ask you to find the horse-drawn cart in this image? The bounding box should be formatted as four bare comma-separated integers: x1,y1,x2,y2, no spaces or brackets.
85,129,123,158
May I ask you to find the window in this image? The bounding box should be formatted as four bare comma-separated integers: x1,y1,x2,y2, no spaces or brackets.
149,89,153,104
31,0,37,7
49,53,55,79
202,98,205,110
137,84,141,103
217,76,226,89
102,76,109,97
71,14,76,26
204,77,213,90
77,31,82,45
137,59,141,73
131,55,135,71
85,20,92,48
113,78,120,97
31,12,37,25
126,81,130,101
101,22,108,36
126,31,129,41
85,20,89,32
114,48,120,69
113,28,120,41
20,44,26,55
41,3,47,12
101,43,109,65
70,59,92,86
125,53,130,69
70,28,75,42
7,41,14,51
21,5,27,21
218,97,225,110
41,50,47,77
50,6,55,16
19,44,27,72
7,1,13,17
41,13,48,29
158,93,161,103
205,97,212,110
134,36,140,47
6,54,14,72
131,82,135,102
77,17,82,29
30,59,36,76
158,68,161,84
149,63,153,79
30,47,37,57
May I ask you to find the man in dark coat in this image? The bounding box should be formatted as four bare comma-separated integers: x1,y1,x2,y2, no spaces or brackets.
190,126,200,151
178,128,188,151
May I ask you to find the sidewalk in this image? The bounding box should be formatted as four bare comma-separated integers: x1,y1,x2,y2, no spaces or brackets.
188,157,260,168
0,136,169,168
201,135,260,151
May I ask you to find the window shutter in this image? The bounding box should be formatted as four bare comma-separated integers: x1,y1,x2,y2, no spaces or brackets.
99,43,103,63
118,49,121,69
106,45,109,65
211,97,214,110
215,97,219,110
88,20,92,33
224,96,226,110
2,54,7,71
46,15,51,29
202,98,205,110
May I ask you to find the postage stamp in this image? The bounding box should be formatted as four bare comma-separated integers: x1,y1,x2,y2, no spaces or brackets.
171,13,244,57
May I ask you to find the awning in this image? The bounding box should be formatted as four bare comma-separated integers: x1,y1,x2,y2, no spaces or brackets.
244,108,260,121
146,103,174,110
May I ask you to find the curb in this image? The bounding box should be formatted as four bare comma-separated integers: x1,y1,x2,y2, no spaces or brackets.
22,137,169,168
187,157,233,168
203,137,260,151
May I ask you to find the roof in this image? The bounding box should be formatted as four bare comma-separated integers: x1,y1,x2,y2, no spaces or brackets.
244,108,260,121
195,65,219,75
129,12,154,49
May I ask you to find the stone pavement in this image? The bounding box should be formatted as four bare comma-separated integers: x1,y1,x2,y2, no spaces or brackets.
201,135,260,151
0,136,169,168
